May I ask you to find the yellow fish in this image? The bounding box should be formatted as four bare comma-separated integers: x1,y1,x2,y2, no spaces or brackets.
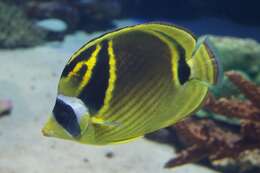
42,23,221,145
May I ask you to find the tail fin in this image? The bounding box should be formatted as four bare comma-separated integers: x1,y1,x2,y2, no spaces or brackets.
188,36,223,86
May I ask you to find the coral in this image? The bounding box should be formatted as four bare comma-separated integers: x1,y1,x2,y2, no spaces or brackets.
146,71,260,173
24,0,120,34
196,36,260,125
209,36,260,85
165,118,243,168
204,93,260,121
0,1,46,48
165,71,260,171
225,71,260,108
165,119,260,168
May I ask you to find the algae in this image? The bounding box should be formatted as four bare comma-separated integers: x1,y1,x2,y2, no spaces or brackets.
0,2,46,48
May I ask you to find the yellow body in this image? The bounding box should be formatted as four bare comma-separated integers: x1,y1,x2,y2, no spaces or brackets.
42,23,220,145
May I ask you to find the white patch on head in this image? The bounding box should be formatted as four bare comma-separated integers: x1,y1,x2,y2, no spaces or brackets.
57,95,89,122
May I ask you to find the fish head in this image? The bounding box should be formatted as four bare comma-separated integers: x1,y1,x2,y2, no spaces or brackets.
42,95,91,142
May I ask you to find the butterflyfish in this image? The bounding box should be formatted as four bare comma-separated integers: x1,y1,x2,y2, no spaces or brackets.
42,23,221,145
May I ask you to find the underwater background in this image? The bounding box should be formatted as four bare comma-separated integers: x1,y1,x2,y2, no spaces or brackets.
0,0,259,173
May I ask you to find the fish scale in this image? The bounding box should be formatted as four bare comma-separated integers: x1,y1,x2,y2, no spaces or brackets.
96,32,175,140
105,78,173,141
97,71,170,140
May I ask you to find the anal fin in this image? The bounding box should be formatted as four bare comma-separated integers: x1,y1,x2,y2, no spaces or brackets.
109,136,143,144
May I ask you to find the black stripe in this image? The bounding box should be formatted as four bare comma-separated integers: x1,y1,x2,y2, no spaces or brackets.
77,64,88,81
178,53,191,85
78,40,110,115
153,31,191,85
62,45,96,77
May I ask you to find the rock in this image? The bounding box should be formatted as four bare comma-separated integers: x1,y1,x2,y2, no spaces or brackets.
105,151,114,159
67,0,119,32
25,0,120,34
209,36,260,79
212,149,260,173
207,36,260,98
36,18,67,32
25,1,79,33
83,157,89,163
0,99,12,117
35,18,68,41
0,1,46,48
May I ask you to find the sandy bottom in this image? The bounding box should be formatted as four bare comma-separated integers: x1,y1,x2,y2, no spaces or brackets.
0,20,218,173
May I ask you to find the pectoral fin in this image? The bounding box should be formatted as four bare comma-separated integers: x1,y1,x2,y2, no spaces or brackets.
91,117,120,127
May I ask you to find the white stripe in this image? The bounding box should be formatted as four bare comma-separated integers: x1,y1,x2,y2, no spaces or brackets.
57,95,89,123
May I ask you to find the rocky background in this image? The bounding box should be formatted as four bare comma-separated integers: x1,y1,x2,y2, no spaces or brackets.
0,0,260,48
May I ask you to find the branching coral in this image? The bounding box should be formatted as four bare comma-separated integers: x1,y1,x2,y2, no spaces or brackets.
148,71,260,172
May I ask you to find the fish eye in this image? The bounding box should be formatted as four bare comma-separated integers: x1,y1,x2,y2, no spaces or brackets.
52,98,81,137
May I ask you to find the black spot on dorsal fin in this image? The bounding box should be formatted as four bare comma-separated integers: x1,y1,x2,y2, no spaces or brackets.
178,56,191,85
151,30,191,85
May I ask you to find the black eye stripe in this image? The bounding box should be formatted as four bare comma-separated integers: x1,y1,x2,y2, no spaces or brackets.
53,98,81,137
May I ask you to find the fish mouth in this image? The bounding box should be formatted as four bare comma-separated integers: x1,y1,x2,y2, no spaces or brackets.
42,127,51,137
41,116,76,140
